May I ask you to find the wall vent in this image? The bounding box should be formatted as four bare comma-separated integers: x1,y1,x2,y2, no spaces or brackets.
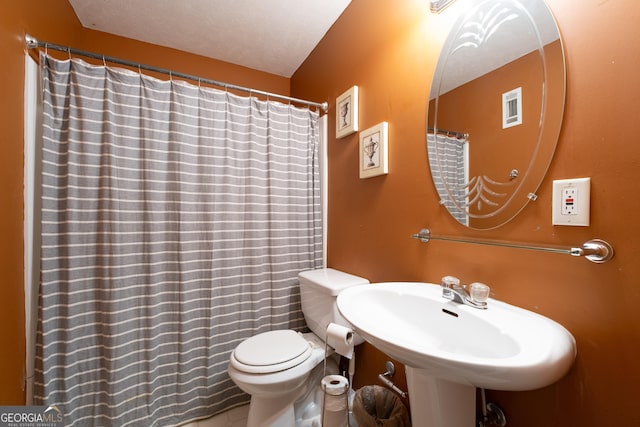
502,87,522,128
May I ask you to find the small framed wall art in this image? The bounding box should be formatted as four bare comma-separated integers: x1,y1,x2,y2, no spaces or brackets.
359,122,389,179
336,85,359,138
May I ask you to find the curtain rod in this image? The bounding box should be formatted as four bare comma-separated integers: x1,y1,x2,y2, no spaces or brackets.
25,34,328,113
428,127,469,139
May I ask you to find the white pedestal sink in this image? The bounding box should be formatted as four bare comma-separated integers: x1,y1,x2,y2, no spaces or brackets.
337,282,576,427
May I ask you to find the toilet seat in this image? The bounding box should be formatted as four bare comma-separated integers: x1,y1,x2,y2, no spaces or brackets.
231,330,312,374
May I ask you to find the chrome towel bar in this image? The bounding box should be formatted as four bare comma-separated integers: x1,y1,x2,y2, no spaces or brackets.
411,228,614,264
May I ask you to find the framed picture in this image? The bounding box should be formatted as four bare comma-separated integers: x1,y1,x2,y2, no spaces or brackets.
359,122,389,179
336,86,358,138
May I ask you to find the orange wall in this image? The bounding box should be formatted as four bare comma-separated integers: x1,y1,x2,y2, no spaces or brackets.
292,0,640,425
0,0,289,404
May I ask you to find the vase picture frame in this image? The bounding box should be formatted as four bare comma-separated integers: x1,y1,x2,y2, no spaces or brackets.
359,122,388,179
336,85,358,138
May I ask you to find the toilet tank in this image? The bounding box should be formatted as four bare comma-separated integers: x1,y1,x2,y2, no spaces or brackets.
298,268,369,344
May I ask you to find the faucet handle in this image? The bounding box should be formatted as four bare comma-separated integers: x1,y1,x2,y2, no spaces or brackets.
441,276,460,288
469,282,490,303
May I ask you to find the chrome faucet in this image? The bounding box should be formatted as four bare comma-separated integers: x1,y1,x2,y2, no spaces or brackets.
440,276,490,310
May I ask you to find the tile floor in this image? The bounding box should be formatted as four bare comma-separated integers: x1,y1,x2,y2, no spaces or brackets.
181,404,249,427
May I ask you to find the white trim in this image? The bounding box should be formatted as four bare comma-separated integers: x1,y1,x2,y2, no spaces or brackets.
319,114,328,267
24,53,41,404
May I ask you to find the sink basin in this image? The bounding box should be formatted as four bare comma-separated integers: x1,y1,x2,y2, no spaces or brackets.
337,282,576,427
337,282,575,390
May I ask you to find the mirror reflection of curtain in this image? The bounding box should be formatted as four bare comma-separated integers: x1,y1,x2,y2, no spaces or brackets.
34,53,322,426
427,133,468,224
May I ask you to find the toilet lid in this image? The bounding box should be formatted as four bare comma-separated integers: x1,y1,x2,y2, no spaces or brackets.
232,330,312,374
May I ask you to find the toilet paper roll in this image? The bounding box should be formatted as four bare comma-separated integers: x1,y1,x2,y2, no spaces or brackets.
322,375,349,427
321,374,349,396
326,322,354,359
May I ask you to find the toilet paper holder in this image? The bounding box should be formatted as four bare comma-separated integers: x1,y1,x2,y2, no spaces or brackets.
378,361,408,399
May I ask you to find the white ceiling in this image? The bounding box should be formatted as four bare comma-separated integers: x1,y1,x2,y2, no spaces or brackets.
68,0,352,78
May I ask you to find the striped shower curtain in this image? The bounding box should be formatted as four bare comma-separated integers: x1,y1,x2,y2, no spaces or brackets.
34,53,322,426
427,133,468,224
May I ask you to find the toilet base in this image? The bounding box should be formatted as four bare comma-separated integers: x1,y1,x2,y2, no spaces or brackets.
245,357,338,427
246,394,299,427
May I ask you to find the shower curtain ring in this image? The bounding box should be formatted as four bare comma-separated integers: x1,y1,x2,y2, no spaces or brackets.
67,47,71,60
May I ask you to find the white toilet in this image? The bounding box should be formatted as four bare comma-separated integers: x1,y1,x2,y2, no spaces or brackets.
228,268,369,427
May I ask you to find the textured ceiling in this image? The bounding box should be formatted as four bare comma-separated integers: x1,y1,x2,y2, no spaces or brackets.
68,0,352,77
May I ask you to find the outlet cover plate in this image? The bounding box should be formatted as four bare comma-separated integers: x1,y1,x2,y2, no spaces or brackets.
552,178,590,226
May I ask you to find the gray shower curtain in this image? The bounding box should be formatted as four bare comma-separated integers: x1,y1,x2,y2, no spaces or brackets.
427,133,468,224
34,53,322,426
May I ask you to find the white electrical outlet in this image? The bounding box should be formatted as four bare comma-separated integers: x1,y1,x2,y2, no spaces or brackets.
552,178,590,226
561,187,577,215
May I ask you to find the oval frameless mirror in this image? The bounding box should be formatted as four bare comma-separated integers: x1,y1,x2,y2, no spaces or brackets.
427,0,565,230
